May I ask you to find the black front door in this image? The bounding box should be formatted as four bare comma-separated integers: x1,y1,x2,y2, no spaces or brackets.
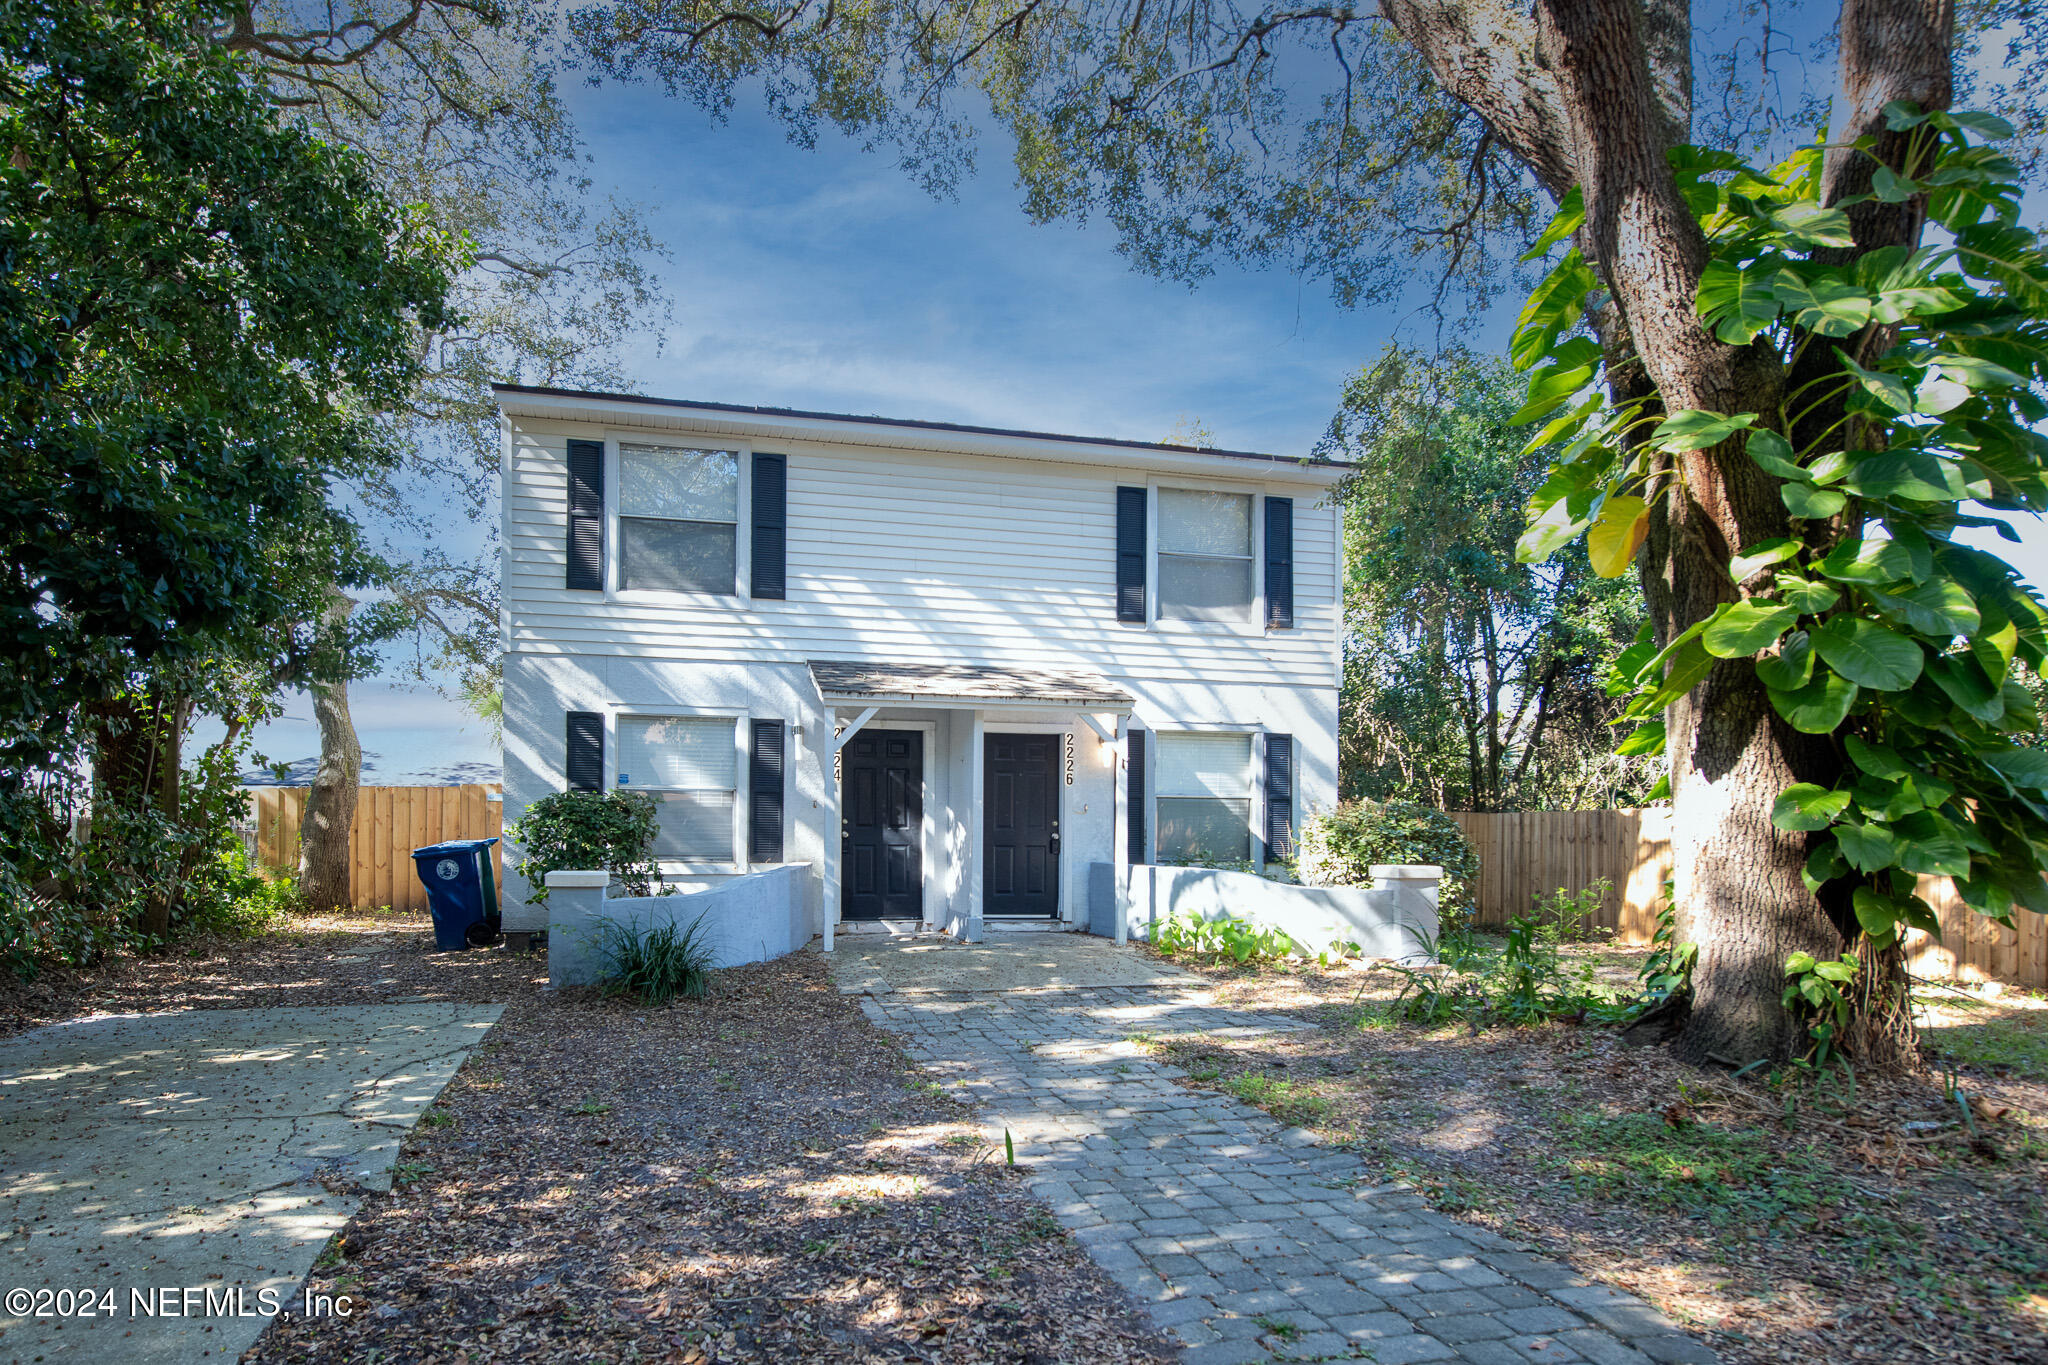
985,733,1060,918
841,730,923,920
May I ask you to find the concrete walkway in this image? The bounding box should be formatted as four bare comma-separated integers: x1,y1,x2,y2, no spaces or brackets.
0,1003,501,1364
835,938,1715,1365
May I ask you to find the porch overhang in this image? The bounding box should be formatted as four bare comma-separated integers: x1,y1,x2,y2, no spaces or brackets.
807,660,1135,715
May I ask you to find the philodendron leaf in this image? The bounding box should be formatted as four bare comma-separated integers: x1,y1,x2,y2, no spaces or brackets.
1803,842,1849,894
1773,573,1839,613
1745,429,1810,481
1587,495,1649,577
1853,887,1902,942
1756,629,1815,690
1844,735,1911,780
1892,812,1973,880
1783,481,1847,519
1835,820,1900,873
1653,408,1758,451
1868,577,1980,637
1819,536,1918,584
1813,617,1925,690
1616,719,1666,756
1926,652,2006,722
1729,537,1800,582
1979,743,2048,790
1703,600,1802,658
1767,668,1860,733
1772,783,1852,831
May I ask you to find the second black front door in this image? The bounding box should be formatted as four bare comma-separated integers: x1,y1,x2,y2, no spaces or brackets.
985,733,1059,918
842,730,923,920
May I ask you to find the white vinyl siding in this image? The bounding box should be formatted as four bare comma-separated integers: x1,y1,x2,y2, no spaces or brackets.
616,715,736,860
1157,488,1254,623
1154,731,1254,864
504,424,1340,690
617,444,739,594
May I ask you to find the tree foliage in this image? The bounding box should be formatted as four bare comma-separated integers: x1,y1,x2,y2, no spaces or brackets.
1515,110,2048,967
1326,347,1650,811
0,0,459,766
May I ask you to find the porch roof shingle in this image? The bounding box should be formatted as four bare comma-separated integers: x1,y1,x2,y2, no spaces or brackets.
807,660,1133,709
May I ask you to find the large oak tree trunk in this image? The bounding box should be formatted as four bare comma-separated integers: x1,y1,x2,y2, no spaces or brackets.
298,590,361,913
1384,0,1954,1066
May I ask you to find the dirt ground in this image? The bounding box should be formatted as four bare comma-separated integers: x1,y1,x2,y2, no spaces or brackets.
1141,942,2048,1365
1,915,1176,1364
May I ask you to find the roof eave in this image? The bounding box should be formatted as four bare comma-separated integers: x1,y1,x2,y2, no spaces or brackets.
492,383,1350,485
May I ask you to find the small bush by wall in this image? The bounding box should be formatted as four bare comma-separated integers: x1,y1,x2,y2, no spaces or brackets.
507,790,660,904
1298,801,1479,924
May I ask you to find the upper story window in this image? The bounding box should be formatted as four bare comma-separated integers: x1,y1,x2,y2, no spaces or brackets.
1158,488,1254,623
1154,731,1254,863
616,715,737,860
618,443,739,594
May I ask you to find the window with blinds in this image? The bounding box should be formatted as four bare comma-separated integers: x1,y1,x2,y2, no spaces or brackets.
616,715,737,860
1158,488,1254,623
1154,731,1253,864
618,444,739,594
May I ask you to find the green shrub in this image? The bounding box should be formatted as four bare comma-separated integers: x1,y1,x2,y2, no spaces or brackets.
595,911,715,1004
188,842,304,937
1153,909,1296,962
1297,801,1479,922
506,789,661,904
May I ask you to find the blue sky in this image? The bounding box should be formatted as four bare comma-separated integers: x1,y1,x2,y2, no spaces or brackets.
223,69,2048,784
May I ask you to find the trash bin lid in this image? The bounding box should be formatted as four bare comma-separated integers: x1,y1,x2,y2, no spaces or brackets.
412,838,500,856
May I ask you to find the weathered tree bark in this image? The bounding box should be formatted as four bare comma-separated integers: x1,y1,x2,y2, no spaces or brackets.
298,589,361,913
1381,0,1955,1066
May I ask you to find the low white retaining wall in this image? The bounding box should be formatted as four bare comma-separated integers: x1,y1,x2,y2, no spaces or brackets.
543,863,817,989
1087,863,1439,961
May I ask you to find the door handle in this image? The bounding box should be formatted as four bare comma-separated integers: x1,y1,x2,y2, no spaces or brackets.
1048,832,1060,855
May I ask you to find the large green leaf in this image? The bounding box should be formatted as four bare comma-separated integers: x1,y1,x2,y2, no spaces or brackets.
1772,783,1851,831
1756,629,1815,690
1839,450,1966,502
1745,429,1810,481
1653,408,1757,451
1766,203,1857,249
1835,821,1899,873
1767,668,1859,733
1818,537,1918,584
1511,251,1599,370
1729,537,1800,582
1867,578,1981,637
1697,259,1782,344
1892,812,1975,880
1703,600,1801,658
1782,482,1847,519
1853,886,1903,938
1812,618,1925,689
1980,744,2048,791
1520,186,1585,262
1616,719,1665,756
1926,652,2006,722
1838,350,1915,412
1771,269,1870,335
1773,573,1839,613
1511,338,1603,424
1845,735,1911,780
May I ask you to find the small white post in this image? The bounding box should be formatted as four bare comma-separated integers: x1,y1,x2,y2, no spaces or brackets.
1113,728,1130,946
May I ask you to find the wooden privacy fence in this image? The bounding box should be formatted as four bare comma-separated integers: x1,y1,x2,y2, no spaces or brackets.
245,783,504,914
1446,808,2048,991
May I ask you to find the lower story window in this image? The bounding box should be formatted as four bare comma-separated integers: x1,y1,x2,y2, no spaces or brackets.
616,715,736,860
1154,731,1253,864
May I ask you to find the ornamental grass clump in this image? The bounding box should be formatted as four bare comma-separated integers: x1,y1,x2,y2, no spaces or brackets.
595,912,715,1005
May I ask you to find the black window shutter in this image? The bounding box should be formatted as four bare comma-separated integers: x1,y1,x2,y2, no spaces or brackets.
566,439,605,591
566,711,604,791
1126,726,1147,863
1263,733,1295,859
1265,496,1294,628
749,719,786,862
751,453,787,600
1116,486,1147,622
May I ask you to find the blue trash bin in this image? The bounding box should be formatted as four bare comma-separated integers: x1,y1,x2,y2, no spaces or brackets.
412,838,501,950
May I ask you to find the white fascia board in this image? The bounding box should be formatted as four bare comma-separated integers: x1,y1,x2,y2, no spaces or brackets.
495,389,1349,488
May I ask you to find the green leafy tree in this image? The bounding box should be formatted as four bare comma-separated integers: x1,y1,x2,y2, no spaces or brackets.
1327,347,1649,811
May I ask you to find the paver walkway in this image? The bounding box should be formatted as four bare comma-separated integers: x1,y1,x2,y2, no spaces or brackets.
841,940,1716,1365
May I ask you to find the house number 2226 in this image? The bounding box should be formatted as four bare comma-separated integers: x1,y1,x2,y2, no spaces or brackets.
1063,733,1075,787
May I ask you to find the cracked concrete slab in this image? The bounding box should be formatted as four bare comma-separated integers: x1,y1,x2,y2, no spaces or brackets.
0,1003,502,1364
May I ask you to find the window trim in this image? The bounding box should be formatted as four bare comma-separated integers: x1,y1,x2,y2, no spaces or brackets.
603,433,753,604
1145,478,1280,637
608,705,749,873
1150,726,1260,866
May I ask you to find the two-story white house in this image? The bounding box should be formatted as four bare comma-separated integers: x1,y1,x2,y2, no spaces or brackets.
494,384,1347,944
